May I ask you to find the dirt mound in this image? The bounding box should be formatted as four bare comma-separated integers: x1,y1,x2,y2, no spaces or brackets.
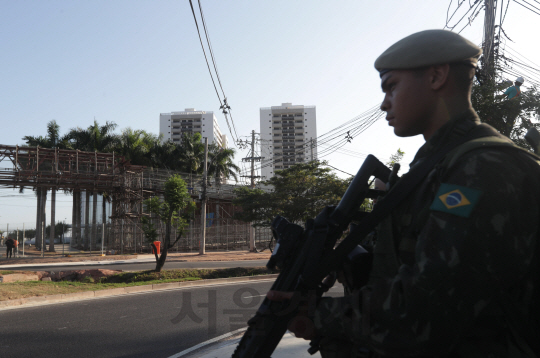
39,269,122,282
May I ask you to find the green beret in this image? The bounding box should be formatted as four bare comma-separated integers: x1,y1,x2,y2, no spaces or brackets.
375,29,482,75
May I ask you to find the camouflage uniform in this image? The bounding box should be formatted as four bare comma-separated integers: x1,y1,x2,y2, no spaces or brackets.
314,109,540,357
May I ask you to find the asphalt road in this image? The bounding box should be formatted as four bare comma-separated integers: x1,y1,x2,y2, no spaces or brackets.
9,260,269,272
0,279,345,358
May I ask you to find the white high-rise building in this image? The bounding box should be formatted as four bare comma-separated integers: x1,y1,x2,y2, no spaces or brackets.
259,103,317,179
159,108,227,147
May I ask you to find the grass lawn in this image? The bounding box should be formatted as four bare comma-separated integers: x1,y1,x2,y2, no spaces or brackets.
0,267,273,301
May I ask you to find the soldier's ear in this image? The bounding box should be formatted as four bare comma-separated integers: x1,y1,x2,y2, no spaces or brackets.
429,64,450,91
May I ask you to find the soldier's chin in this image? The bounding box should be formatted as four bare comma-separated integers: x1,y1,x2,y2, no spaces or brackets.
393,127,416,138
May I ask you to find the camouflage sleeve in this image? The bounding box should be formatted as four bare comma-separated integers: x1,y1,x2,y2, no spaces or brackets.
315,149,540,356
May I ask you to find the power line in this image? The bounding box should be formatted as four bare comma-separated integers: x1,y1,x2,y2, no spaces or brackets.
188,0,222,110
321,163,354,176
447,0,483,31
519,0,540,11
249,108,383,174
513,0,540,15
445,0,467,28
197,0,225,100
505,45,540,69
188,0,239,145
196,0,240,143
501,0,512,24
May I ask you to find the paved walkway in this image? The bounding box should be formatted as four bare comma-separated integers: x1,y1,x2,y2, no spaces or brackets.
0,249,272,269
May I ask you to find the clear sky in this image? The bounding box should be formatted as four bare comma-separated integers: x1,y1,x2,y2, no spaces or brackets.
1,0,538,231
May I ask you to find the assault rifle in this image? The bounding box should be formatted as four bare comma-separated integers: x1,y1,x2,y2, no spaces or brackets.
232,155,391,358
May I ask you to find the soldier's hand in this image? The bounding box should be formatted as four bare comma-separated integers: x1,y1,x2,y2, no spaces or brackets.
266,290,318,340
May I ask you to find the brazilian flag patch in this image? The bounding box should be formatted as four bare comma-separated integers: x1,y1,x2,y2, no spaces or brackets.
430,183,482,218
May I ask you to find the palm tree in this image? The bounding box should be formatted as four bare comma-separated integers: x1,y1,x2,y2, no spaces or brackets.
66,120,118,152
178,133,205,175
114,128,156,166
65,120,118,250
23,120,71,149
207,145,240,187
147,137,182,170
22,120,70,252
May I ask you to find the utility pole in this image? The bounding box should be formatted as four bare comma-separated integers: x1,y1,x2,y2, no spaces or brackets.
482,0,497,81
241,131,263,187
240,131,263,252
250,130,255,188
200,137,208,255
310,137,314,161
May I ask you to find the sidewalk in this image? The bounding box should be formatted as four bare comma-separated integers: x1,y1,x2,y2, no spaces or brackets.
0,250,272,269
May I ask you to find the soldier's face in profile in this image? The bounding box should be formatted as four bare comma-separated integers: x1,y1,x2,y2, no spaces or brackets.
380,70,435,138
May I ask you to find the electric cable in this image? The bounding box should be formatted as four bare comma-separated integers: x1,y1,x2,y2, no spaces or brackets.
447,0,482,31
513,0,540,15
196,0,240,143
445,0,467,29
188,0,239,145
519,0,540,11
188,0,223,110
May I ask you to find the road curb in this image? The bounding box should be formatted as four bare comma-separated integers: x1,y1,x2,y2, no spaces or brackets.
0,274,278,310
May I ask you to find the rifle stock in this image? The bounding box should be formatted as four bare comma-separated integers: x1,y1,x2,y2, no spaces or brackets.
231,155,390,358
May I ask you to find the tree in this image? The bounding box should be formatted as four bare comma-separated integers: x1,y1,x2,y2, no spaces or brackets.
45,222,70,242
23,120,71,252
147,138,182,170
141,175,195,272
66,120,118,152
231,186,275,226
22,120,71,149
66,120,119,250
178,133,205,174
385,148,405,168
207,144,240,186
114,128,157,166
233,161,349,226
472,80,540,148
23,229,36,240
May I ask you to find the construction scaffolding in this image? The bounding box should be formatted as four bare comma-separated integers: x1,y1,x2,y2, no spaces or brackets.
0,145,272,254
